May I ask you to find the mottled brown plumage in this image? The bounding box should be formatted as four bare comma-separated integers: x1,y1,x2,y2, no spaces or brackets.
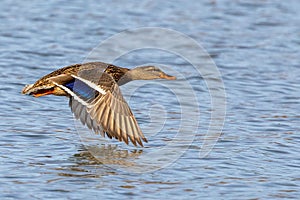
104,65,129,82
22,61,176,147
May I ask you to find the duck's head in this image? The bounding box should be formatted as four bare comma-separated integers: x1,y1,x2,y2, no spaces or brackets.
132,66,176,80
118,65,176,85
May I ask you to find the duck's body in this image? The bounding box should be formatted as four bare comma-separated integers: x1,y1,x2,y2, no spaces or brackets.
22,62,175,147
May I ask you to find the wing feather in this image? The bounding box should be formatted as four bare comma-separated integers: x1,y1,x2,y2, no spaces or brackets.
49,69,147,147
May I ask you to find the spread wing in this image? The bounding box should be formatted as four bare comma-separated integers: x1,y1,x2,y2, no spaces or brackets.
47,69,147,147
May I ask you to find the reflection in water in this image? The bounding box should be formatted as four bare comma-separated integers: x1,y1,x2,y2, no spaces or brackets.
52,145,143,180
81,145,143,166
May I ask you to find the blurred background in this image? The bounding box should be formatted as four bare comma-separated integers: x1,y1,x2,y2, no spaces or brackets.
0,0,299,199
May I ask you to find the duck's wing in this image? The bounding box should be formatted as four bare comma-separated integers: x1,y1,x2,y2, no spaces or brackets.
47,69,147,147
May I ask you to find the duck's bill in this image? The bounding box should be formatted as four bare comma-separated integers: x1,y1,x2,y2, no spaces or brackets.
160,73,176,80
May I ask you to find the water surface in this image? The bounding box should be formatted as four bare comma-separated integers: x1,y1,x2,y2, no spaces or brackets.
0,0,300,199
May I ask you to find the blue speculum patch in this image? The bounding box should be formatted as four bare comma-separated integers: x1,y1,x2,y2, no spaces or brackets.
64,79,98,101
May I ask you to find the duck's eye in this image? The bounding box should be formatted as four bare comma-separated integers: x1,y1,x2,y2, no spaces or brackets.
143,66,160,72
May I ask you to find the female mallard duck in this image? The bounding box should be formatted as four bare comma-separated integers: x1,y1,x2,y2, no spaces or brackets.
22,62,176,147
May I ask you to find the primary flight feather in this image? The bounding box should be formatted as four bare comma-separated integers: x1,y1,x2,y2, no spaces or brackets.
22,62,176,147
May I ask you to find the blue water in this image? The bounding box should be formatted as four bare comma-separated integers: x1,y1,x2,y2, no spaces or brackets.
1,0,300,199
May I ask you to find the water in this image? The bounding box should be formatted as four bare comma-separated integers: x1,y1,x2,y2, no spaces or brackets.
1,0,300,199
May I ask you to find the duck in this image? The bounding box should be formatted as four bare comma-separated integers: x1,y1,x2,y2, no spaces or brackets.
22,62,176,147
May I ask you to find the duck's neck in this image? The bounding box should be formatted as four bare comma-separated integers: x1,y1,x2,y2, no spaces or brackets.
117,69,135,86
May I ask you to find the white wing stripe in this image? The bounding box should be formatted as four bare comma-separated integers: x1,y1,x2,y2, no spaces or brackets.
71,74,107,95
51,82,89,106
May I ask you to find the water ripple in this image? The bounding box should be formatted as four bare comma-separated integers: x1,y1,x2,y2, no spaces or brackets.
1,0,300,199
